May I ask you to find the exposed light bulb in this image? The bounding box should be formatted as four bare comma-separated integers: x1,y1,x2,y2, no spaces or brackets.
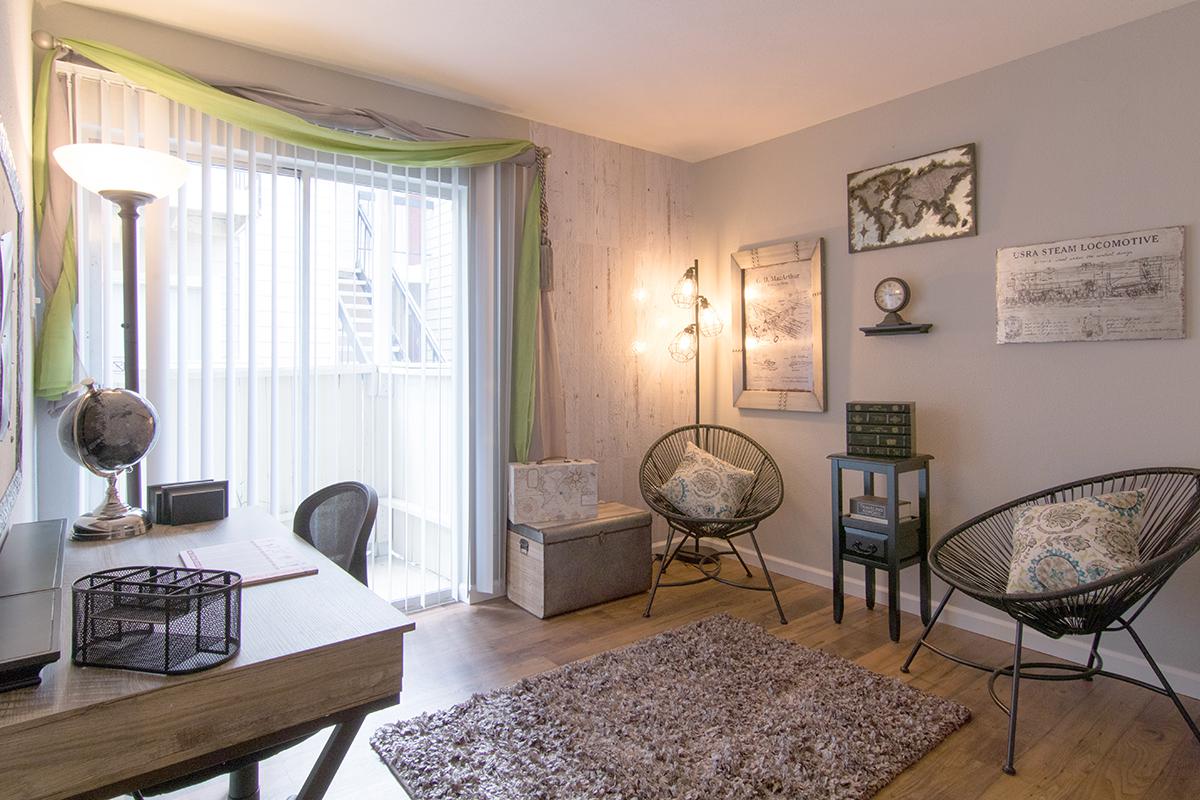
697,296,723,337
671,266,698,309
631,339,647,354
668,324,698,362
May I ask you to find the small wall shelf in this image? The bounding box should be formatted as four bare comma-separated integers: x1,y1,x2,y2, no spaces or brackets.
859,323,933,337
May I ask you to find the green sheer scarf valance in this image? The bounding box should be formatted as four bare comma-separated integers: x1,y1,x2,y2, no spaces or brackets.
34,38,541,461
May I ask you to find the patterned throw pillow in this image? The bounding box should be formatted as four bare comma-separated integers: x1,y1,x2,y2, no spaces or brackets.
1006,489,1146,594
659,441,756,519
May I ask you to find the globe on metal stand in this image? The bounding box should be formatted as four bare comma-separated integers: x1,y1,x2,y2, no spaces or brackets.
57,380,160,540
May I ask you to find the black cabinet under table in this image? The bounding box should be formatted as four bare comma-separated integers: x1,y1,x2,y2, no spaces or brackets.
829,452,932,641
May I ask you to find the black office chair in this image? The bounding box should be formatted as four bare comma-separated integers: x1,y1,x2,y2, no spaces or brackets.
292,481,378,586
133,482,379,800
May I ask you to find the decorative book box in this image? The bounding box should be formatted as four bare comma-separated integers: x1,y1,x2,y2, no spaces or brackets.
507,458,599,525
846,401,916,457
507,501,652,619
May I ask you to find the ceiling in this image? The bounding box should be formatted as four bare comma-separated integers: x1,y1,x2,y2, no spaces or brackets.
55,0,1193,161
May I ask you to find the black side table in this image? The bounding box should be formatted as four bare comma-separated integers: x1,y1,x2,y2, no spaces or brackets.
828,452,932,641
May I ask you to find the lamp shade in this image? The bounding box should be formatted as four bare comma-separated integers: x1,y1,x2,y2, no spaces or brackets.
671,266,698,309
54,143,189,201
668,324,698,363
697,296,723,337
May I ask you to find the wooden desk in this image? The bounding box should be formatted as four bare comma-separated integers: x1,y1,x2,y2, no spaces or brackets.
0,508,415,800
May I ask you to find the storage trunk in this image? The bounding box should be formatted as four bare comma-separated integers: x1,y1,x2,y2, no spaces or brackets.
507,501,652,619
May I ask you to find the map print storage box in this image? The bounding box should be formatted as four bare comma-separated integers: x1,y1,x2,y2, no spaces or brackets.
507,502,652,618
507,459,598,525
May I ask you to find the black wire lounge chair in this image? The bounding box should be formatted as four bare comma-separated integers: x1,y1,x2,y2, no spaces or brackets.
640,424,786,623
901,467,1200,774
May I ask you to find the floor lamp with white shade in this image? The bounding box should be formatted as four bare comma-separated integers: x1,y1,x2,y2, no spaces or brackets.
53,143,189,513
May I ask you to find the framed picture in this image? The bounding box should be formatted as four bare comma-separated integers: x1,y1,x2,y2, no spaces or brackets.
730,237,825,412
847,143,976,253
996,226,1185,344
0,121,23,533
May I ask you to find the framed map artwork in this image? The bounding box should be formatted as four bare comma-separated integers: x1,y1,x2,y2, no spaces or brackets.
847,143,976,253
730,237,824,412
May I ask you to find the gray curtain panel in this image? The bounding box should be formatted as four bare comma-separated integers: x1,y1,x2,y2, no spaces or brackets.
213,84,459,142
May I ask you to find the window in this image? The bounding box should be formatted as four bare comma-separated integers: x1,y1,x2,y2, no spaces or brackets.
61,63,466,611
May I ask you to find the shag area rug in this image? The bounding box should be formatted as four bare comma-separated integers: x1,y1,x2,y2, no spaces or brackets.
371,614,970,800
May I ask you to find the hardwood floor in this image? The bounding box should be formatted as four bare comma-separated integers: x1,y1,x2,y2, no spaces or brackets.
145,563,1200,799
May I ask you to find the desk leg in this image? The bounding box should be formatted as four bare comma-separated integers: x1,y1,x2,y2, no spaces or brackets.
294,713,366,800
831,461,844,624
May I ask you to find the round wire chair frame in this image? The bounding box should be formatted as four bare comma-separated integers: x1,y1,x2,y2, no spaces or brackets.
639,424,787,624
900,467,1200,775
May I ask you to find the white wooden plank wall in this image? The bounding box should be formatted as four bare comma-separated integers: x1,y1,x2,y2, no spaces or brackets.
530,123,695,522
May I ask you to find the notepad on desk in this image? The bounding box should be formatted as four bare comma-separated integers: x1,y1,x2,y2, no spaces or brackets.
180,537,318,586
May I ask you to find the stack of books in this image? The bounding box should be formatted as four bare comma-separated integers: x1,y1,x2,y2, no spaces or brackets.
848,495,917,525
846,401,916,457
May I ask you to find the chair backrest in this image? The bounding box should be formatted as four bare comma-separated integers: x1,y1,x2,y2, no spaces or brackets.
933,468,1200,635
639,424,783,522
293,481,379,586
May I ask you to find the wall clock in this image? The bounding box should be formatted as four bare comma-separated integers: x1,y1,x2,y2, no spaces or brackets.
860,277,932,336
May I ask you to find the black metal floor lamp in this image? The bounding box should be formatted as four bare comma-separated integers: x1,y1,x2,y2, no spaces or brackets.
667,259,723,423
666,259,723,563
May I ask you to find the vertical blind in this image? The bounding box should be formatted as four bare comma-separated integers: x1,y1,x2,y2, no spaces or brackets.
63,62,466,610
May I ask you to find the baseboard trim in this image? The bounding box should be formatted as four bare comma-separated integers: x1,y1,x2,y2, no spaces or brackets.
654,538,1200,700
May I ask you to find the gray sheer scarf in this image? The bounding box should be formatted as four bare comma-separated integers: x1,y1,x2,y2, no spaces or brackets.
213,84,461,142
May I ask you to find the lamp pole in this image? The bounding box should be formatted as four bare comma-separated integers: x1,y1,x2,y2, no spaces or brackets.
692,259,700,430
667,258,724,564
105,190,154,507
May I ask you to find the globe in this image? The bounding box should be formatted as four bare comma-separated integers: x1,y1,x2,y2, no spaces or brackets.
58,381,160,477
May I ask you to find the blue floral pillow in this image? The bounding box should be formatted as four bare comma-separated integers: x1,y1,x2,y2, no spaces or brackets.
1006,489,1146,594
659,442,756,519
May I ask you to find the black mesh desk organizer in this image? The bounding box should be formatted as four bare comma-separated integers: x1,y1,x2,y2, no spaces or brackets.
72,566,241,674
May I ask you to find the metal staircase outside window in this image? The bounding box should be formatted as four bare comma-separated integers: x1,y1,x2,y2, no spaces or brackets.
336,190,448,368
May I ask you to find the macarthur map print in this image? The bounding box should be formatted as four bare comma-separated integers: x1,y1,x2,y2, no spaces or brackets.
847,144,976,253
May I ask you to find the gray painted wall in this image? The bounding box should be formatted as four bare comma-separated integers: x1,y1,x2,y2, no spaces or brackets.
693,4,1200,693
